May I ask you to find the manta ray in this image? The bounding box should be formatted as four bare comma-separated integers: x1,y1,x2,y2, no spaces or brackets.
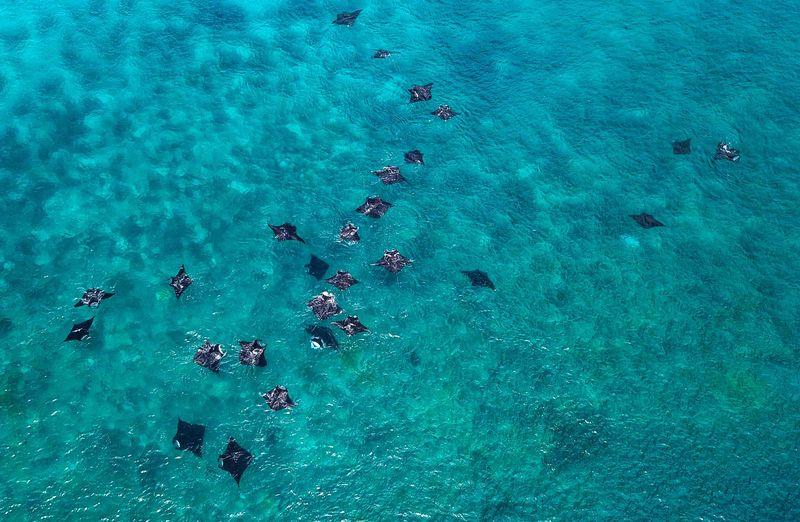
307,291,343,320
432,105,457,120
262,385,296,411
333,316,368,336
239,339,267,367
404,149,424,164
340,222,360,242
306,255,330,280
462,270,495,290
64,317,94,342
74,288,114,308
372,166,405,185
372,249,411,273
408,83,432,102
172,419,205,456
356,197,392,218
672,138,691,154
715,142,740,162
630,213,664,229
169,265,192,298
333,10,362,26
194,340,226,372
326,271,358,290
218,438,253,485
269,223,305,243
306,324,339,350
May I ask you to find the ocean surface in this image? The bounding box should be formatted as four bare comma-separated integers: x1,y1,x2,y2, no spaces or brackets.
1,0,799,519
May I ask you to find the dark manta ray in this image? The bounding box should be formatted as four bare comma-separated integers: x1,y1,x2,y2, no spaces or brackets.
218,438,253,486
326,270,358,290
269,223,305,243
74,288,114,308
169,265,192,298
64,317,94,342
408,83,432,102
462,270,495,290
373,49,391,58
404,149,424,164
307,291,343,320
262,385,296,411
340,222,360,242
372,249,411,273
333,9,361,26
432,105,457,120
306,255,330,280
239,339,266,367
372,166,405,185
715,142,740,162
356,196,392,218
306,324,339,350
630,213,664,229
194,340,226,372
672,138,691,154
172,419,205,456
333,316,368,336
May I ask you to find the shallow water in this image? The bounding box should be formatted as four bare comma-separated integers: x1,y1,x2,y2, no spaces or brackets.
1,0,800,519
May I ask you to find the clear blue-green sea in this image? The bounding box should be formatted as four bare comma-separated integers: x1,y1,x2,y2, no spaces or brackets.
2,0,800,519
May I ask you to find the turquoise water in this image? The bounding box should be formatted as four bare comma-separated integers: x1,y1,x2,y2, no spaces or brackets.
1,0,800,518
